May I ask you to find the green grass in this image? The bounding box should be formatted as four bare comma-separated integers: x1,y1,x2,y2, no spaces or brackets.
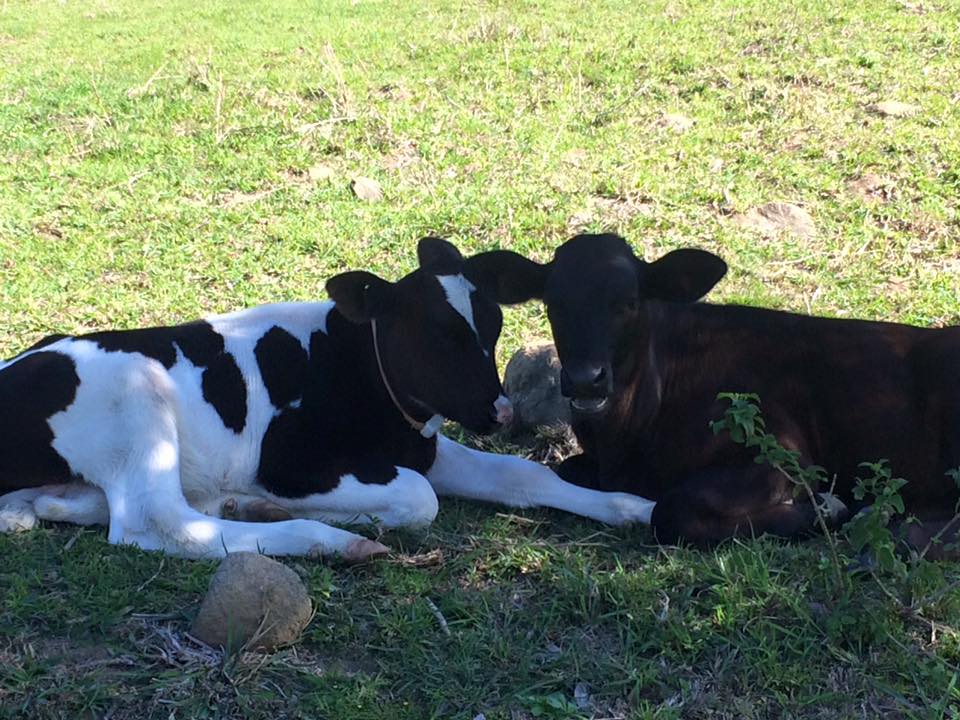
1,0,959,717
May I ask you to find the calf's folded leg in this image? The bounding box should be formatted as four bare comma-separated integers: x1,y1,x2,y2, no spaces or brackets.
651,464,845,546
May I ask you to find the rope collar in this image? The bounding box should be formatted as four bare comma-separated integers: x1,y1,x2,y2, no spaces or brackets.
370,318,444,438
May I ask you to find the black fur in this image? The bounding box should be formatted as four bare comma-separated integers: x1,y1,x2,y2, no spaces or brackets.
0,352,79,491
255,326,309,410
479,233,960,548
200,353,247,434
256,309,437,496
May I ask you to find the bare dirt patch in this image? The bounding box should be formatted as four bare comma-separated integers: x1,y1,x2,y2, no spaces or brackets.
568,193,654,231
382,139,420,171
657,113,695,132
731,202,816,238
845,173,896,203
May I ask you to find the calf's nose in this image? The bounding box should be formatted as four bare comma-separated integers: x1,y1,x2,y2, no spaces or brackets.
563,363,609,397
493,394,514,425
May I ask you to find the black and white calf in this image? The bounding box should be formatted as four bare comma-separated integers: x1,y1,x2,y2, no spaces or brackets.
0,238,652,560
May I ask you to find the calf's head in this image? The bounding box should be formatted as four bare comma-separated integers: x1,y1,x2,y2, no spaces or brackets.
326,237,518,435
467,233,727,414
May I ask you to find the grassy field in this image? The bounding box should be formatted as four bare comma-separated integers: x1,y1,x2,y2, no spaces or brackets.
1,0,959,717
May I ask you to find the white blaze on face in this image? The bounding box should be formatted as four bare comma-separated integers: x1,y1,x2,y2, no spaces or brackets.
437,274,479,340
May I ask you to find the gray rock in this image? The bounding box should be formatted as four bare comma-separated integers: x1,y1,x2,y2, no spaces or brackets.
503,341,571,434
0,501,37,534
191,551,313,652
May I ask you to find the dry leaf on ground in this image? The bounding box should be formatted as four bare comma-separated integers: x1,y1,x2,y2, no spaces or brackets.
866,101,920,117
351,176,383,201
568,194,654,231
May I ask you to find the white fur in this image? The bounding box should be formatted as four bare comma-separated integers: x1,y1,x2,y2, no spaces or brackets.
426,436,656,525
437,274,478,338
33,484,108,525
261,469,439,528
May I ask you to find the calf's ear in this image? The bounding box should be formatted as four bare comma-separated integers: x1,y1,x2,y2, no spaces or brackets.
464,250,549,305
326,271,394,323
645,249,727,303
417,236,464,275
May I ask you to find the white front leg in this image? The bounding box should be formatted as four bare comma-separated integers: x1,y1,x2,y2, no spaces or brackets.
426,436,656,525
47,357,387,561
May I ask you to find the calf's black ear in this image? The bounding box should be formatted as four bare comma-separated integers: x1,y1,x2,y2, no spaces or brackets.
464,250,549,305
645,248,727,303
417,236,464,275
326,271,394,323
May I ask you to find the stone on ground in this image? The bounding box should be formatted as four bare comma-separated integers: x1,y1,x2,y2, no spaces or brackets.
503,341,571,434
0,501,37,533
191,551,313,652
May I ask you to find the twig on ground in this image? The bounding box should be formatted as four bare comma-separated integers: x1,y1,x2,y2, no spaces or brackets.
425,597,451,636
63,527,84,551
127,62,169,98
135,558,165,593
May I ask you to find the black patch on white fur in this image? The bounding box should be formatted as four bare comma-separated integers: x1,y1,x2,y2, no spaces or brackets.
201,354,247,433
256,310,437,497
0,352,79,491
86,321,223,369
84,321,247,433
255,326,308,409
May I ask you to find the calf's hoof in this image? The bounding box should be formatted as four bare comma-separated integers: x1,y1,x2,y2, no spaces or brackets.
313,538,390,564
817,492,849,528
221,497,294,523
607,493,656,526
343,538,390,563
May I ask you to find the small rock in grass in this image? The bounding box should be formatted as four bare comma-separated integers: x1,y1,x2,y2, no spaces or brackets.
503,341,571,434
351,176,383,201
191,552,313,652
731,201,815,239
0,501,37,533
866,101,920,118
